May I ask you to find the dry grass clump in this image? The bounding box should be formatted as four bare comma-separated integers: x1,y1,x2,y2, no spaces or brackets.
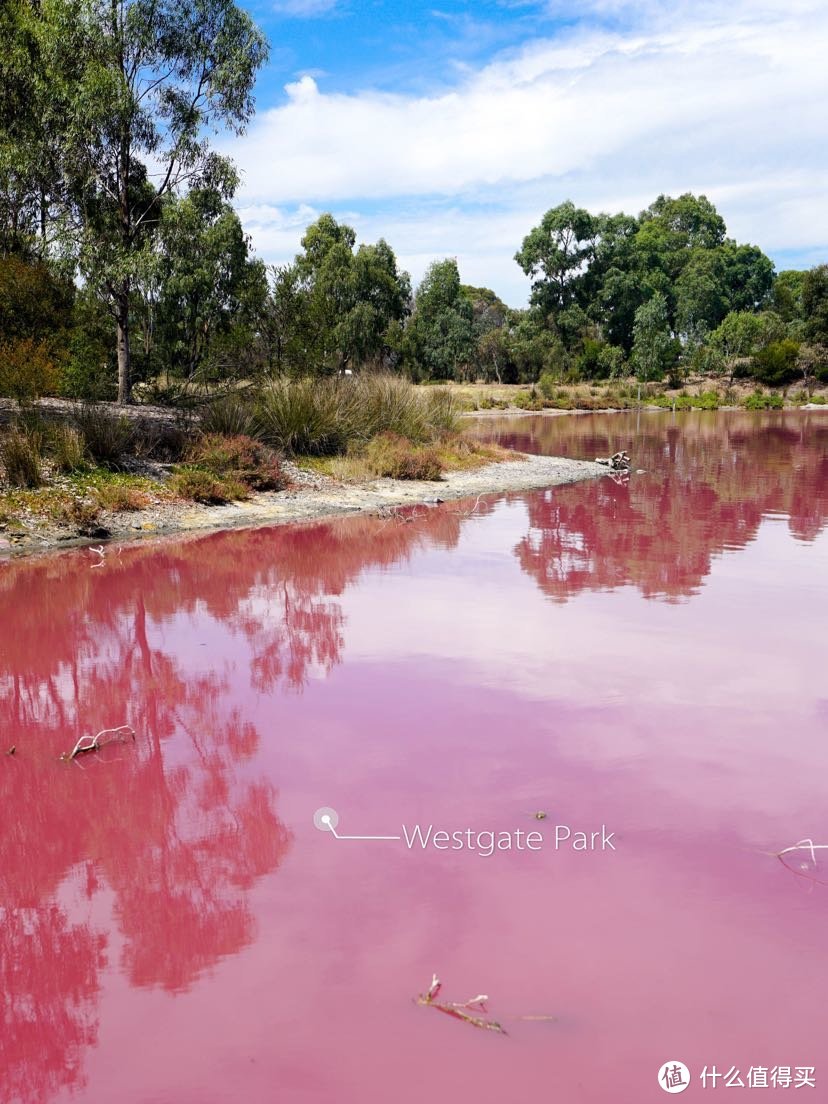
1,431,43,487
362,432,444,480
168,468,249,504
186,433,285,491
95,483,150,512
50,425,87,472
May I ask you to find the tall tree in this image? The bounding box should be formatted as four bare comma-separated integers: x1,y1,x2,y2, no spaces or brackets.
152,188,267,380
31,0,268,402
408,259,474,380
272,214,410,375
515,201,598,316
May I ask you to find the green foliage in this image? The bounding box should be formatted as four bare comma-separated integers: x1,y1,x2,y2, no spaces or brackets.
773,270,806,323
743,390,784,410
0,255,74,340
265,214,411,377
1,429,43,487
0,337,62,399
407,259,475,380
153,189,267,380
802,265,828,345
633,293,673,381
255,375,457,457
652,390,720,410
515,201,598,314
18,0,269,401
361,433,444,480
169,468,248,504
751,340,801,387
200,392,259,437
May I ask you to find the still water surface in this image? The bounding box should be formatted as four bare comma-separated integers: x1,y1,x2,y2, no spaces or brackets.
1,411,826,1102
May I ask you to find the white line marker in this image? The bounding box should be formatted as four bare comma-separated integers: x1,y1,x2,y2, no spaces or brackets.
314,806,400,841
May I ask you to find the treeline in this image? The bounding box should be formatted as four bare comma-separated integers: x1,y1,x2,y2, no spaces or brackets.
1,3,827,403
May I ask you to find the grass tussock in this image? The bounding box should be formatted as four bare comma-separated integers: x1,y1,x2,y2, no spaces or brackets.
71,405,135,467
95,483,150,512
362,432,444,480
50,425,87,472
200,392,259,437
168,468,249,505
1,431,43,488
254,375,458,456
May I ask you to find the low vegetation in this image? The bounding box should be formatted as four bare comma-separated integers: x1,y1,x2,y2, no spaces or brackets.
0,377,469,539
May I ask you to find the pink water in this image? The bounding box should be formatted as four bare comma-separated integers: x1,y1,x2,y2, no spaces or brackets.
1,410,826,1103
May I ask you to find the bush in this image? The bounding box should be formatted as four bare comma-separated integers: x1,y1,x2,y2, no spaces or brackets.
128,417,189,462
187,434,284,491
1,431,43,487
168,468,248,504
0,338,62,400
200,392,258,437
95,483,150,511
537,372,558,401
256,378,353,456
362,432,444,480
49,425,87,472
743,390,784,410
71,406,134,467
751,340,800,387
255,375,458,456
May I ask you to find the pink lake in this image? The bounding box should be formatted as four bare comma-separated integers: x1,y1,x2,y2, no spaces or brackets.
1,410,827,1102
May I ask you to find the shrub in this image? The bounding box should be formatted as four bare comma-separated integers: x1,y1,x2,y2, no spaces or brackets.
362,433,444,480
255,375,458,456
743,390,784,410
537,372,558,401
50,425,87,472
0,338,62,400
128,417,189,462
751,340,800,387
95,483,150,511
187,434,284,491
1,431,42,487
256,378,353,456
168,468,248,504
71,405,134,467
200,392,258,437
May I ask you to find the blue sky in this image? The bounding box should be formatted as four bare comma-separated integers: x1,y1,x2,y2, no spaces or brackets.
224,0,828,305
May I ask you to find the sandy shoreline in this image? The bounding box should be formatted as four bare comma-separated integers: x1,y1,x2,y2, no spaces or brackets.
0,451,607,560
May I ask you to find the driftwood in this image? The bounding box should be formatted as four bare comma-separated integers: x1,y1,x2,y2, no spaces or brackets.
61,725,136,761
595,450,631,471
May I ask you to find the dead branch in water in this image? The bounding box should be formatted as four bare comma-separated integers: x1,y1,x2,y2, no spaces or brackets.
416,974,508,1035
769,839,828,889
61,725,136,761
415,974,557,1033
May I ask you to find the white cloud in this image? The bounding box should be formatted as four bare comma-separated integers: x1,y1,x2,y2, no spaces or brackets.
229,0,828,303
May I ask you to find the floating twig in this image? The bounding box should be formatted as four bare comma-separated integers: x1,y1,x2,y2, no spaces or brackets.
416,974,507,1035
61,725,136,761
770,839,828,889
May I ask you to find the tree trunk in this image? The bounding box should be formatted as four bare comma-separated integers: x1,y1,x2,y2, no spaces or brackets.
115,287,132,404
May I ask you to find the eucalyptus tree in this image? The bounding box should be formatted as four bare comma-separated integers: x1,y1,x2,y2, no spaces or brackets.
31,0,268,402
